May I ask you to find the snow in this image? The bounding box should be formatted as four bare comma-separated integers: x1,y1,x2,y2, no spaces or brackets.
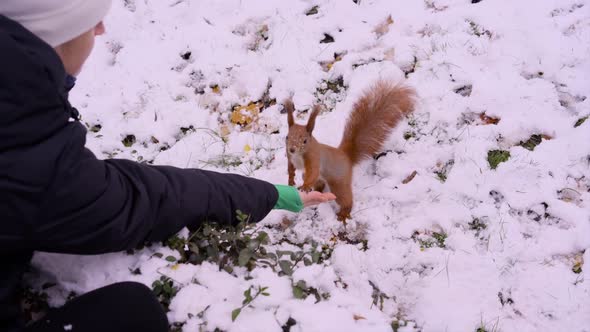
28,0,590,331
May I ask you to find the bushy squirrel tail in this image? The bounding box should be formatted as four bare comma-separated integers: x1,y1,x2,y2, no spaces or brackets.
338,80,416,164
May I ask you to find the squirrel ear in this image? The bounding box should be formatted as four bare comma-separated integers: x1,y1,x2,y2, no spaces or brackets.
306,105,320,133
284,99,295,127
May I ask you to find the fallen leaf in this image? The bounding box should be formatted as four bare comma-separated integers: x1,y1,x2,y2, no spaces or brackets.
454,85,473,97
487,149,510,170
218,124,230,135
306,5,319,15
279,217,294,230
402,170,418,184
479,112,500,125
320,53,345,72
383,47,395,61
231,102,262,126
574,115,588,128
518,134,543,151
572,253,584,274
557,188,582,205
353,314,366,321
244,144,252,152
231,308,241,321
374,15,394,37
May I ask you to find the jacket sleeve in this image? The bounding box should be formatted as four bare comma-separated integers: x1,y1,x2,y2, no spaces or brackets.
33,123,279,255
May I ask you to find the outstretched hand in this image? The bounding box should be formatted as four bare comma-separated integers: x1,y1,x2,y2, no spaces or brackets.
299,190,336,207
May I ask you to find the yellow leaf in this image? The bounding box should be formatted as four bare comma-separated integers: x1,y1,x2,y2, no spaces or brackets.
171,264,180,270
211,85,221,94
320,53,345,72
244,144,252,152
230,102,262,126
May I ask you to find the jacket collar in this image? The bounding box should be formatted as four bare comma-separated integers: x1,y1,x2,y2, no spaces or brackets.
65,74,77,92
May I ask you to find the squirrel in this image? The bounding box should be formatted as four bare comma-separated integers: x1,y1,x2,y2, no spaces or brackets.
284,79,416,221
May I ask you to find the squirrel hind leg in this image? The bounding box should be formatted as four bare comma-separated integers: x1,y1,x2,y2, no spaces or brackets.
328,179,353,222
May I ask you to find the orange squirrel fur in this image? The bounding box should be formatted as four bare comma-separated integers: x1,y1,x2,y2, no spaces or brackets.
285,79,416,221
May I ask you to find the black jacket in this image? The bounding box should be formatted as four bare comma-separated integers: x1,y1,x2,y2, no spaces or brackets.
0,15,278,331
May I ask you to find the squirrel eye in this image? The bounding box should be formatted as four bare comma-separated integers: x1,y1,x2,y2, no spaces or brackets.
303,139,307,144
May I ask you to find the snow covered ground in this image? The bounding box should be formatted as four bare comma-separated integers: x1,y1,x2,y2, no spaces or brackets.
28,0,590,331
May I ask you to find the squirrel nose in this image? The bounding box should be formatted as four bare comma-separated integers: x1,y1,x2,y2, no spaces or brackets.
289,148,295,153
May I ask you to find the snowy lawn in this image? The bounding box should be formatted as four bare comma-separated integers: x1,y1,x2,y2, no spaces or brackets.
25,0,590,331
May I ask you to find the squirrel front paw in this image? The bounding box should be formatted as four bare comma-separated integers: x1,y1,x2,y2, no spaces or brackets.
288,179,296,186
298,184,313,192
336,209,351,222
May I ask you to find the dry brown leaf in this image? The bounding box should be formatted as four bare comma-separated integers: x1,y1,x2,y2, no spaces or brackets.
479,112,500,125
353,314,366,321
218,124,231,140
574,253,584,263
402,170,418,184
374,15,394,37
279,216,294,230
383,47,395,61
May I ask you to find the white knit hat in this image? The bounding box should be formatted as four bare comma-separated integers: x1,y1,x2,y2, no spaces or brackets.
0,0,112,47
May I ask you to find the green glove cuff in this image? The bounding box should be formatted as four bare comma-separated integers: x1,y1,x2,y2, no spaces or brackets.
273,184,304,213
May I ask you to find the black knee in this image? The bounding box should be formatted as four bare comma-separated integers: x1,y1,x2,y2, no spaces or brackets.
25,281,169,332
102,281,169,331
105,281,157,302
70,281,169,332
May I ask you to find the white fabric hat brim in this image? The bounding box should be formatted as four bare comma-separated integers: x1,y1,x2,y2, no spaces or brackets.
1,0,112,47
